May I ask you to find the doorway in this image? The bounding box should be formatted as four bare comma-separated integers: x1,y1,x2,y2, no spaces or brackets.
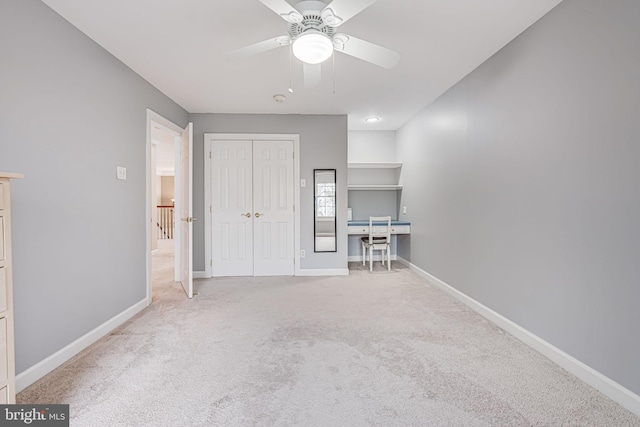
151,124,177,297
204,134,301,277
146,110,193,302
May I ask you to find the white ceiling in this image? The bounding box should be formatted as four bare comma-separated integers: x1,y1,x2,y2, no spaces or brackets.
41,0,563,130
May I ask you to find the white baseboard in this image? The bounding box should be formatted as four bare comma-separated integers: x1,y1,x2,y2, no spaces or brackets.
296,268,349,276
16,298,147,393
200,269,350,277
394,257,411,268
397,257,640,417
193,271,208,279
348,255,398,262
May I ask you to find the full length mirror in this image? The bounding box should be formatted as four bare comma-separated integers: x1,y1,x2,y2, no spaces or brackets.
314,169,337,252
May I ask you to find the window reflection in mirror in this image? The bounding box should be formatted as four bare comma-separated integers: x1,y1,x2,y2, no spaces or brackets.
314,169,337,252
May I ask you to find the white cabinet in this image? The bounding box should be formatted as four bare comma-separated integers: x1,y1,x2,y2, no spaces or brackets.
0,172,22,404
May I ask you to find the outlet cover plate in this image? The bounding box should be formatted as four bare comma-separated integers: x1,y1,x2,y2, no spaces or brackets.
117,166,127,180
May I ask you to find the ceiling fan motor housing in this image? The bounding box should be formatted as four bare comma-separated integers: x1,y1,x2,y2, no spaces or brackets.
288,0,336,39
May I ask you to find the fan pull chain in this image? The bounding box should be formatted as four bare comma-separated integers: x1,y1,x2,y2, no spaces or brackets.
288,43,294,93
332,52,336,95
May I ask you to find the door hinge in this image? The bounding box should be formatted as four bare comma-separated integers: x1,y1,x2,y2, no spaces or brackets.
209,151,212,159
293,152,295,159
210,205,212,213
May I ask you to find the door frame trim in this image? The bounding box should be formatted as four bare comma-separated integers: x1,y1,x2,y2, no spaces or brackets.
204,133,301,277
146,109,183,306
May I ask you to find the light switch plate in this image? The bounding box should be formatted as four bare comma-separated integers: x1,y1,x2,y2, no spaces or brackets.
300,179,306,187
116,166,127,180
402,206,407,214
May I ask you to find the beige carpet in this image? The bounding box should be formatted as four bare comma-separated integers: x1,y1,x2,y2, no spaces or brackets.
18,240,640,426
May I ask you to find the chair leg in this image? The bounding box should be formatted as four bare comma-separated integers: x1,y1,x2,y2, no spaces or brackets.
362,242,365,265
387,246,391,271
369,247,373,272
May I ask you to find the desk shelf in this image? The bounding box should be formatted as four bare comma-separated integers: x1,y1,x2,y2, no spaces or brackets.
347,162,403,191
348,184,402,190
348,162,402,169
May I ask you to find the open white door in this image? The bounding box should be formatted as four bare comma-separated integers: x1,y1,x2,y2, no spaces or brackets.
179,122,194,298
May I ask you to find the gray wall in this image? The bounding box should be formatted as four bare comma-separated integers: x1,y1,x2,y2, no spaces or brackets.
0,0,188,373
348,131,396,162
397,0,640,394
190,114,348,271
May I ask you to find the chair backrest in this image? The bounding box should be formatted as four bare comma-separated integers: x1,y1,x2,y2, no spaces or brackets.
368,216,391,244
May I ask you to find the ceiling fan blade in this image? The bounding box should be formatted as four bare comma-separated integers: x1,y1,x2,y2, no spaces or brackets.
259,0,303,23
333,33,400,69
303,63,322,89
321,0,376,27
228,36,291,58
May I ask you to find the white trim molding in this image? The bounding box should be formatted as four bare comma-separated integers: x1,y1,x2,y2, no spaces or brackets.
296,268,349,276
193,271,208,279
397,257,640,418
348,255,398,263
16,299,147,393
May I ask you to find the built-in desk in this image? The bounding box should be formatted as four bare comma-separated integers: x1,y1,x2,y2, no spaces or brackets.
347,220,411,235
347,220,411,263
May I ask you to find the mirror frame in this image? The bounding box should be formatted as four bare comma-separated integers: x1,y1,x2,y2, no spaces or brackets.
313,169,337,253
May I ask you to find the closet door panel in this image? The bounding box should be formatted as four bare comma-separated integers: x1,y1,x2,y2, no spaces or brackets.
253,141,294,276
212,141,254,276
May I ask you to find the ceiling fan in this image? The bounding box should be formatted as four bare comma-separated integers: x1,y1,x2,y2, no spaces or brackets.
229,0,400,88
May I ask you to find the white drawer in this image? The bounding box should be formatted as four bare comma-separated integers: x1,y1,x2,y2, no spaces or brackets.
348,226,370,234
390,225,411,234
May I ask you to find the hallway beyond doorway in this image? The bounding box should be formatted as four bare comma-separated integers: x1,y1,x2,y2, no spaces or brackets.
151,239,180,304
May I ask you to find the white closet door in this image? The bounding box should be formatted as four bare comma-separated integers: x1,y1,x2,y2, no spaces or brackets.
212,140,254,276
253,140,294,276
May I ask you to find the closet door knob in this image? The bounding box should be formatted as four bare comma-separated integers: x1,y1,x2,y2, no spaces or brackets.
241,213,251,218
255,212,262,218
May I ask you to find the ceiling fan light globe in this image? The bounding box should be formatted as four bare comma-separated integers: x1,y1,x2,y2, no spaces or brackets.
292,32,333,64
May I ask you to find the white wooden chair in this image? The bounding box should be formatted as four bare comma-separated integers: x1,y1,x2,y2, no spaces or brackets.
361,216,391,272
